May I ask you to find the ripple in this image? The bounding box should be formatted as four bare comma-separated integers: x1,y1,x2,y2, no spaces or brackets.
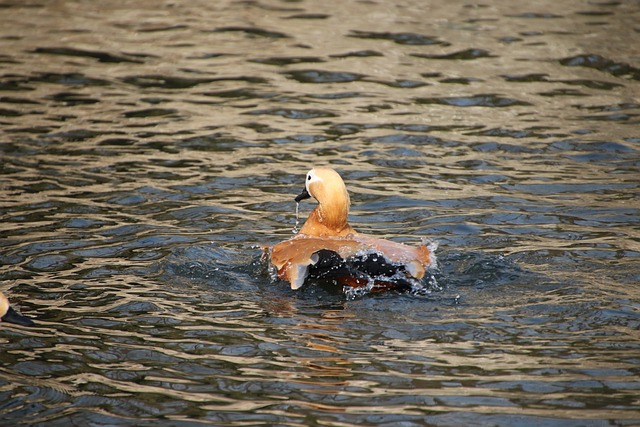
46,92,100,106
415,94,532,107
123,108,179,118
437,251,529,289
370,79,429,88
121,75,215,89
538,88,590,97
284,13,330,20
559,79,623,90
31,72,111,86
307,92,368,100
24,254,75,272
560,54,640,80
507,12,563,19
0,96,41,105
242,108,337,119
0,107,23,116
580,113,639,123
501,73,550,82
44,129,104,142
137,24,189,33
283,69,365,83
250,56,325,66
213,26,290,38
97,138,137,146
200,88,265,99
32,47,143,64
439,77,482,85
330,50,384,58
412,48,495,60
467,127,565,139
0,78,34,91
349,30,447,45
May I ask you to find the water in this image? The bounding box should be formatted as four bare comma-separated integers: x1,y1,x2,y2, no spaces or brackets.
292,201,301,234
1,0,639,425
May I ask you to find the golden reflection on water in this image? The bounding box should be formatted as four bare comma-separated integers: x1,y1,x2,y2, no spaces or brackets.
1,0,639,425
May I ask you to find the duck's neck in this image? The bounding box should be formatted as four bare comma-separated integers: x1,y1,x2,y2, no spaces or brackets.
300,196,355,237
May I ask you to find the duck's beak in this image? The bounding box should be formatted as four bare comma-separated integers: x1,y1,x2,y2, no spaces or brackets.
1,306,35,327
295,187,311,202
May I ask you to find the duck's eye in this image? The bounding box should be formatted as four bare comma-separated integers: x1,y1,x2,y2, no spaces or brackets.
307,174,311,181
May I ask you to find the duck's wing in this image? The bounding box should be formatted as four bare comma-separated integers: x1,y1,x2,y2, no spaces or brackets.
270,235,434,290
350,235,434,279
270,236,366,289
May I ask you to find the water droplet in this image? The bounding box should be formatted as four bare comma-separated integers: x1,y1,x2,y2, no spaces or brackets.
291,201,301,234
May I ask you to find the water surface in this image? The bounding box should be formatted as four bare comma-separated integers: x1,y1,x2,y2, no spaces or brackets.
1,0,639,426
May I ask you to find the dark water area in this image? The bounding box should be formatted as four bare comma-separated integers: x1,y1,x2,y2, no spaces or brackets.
1,0,639,425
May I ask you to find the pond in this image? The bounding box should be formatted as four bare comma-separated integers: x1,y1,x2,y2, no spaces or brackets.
1,0,639,425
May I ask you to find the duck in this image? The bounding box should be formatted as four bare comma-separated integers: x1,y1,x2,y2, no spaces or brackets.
269,167,436,292
0,292,35,327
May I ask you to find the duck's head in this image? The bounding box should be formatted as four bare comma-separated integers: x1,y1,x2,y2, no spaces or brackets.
295,167,350,207
295,167,354,236
0,292,35,327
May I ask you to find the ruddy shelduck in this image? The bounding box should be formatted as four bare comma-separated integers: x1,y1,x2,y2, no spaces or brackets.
0,292,35,327
270,167,435,291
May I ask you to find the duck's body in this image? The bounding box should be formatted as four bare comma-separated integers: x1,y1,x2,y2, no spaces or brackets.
270,167,435,292
0,292,35,327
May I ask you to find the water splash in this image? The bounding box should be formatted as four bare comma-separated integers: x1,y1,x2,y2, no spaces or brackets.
344,278,376,300
292,201,301,234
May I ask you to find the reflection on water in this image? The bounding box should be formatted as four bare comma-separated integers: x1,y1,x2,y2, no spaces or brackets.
1,0,639,425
